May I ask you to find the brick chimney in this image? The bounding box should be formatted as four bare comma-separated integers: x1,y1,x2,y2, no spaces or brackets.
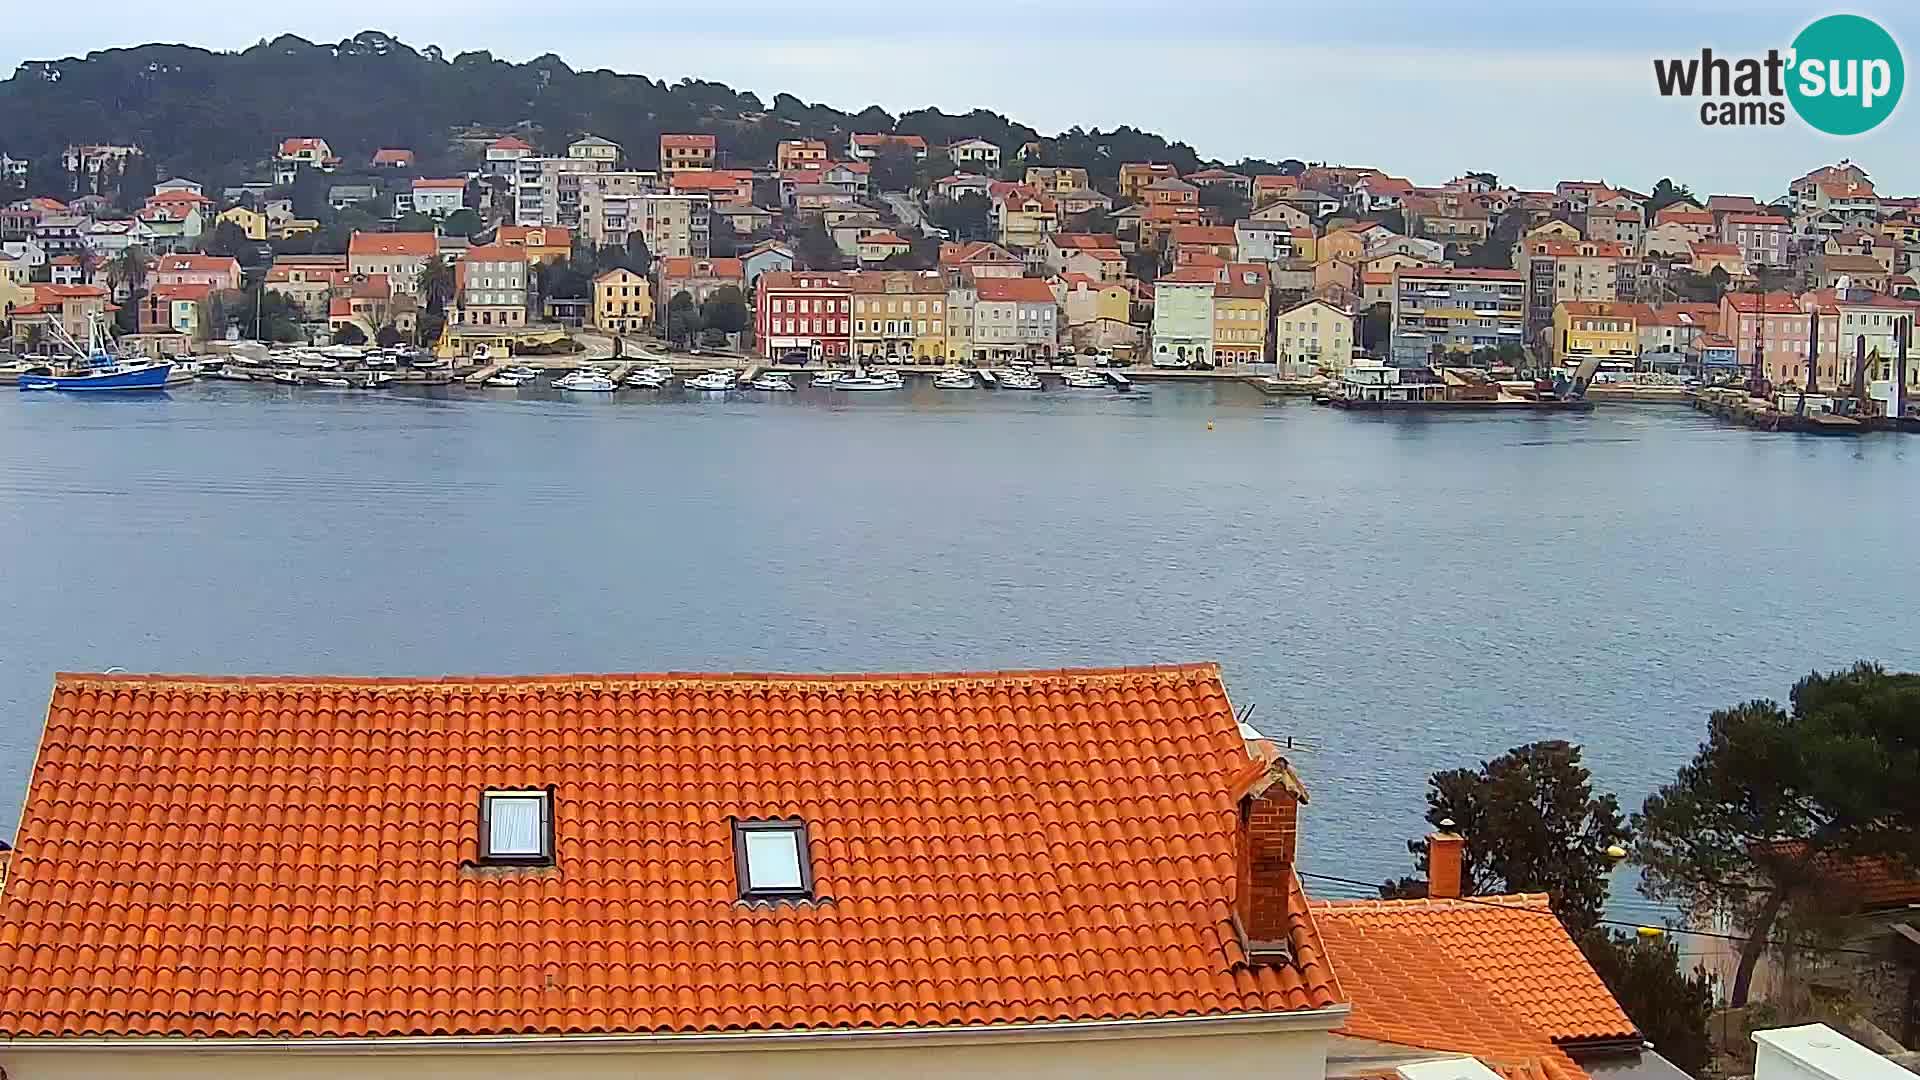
1233,731,1309,963
1427,820,1465,900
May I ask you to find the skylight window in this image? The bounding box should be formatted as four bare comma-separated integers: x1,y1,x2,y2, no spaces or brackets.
733,818,812,900
480,789,553,865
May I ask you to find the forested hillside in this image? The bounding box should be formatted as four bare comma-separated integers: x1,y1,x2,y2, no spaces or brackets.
0,31,1226,190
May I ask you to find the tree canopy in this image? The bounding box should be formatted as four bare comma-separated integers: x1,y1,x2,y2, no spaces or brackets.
1381,740,1629,937
1635,661,1920,1006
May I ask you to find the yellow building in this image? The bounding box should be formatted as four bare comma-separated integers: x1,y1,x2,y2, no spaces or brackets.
1274,298,1355,371
217,206,268,242
592,268,652,335
1318,228,1367,264
1057,274,1131,328
1525,219,1581,244
274,218,321,240
499,226,574,266
1000,192,1057,251
1212,265,1270,365
851,270,946,362
1551,300,1640,365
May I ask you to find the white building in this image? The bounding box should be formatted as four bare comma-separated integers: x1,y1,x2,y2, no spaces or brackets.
945,138,1002,174
514,156,617,227
411,178,467,218
1151,270,1216,367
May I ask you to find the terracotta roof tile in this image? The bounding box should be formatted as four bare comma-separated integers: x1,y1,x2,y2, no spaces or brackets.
0,665,1341,1039
1315,894,1635,1044
348,232,437,258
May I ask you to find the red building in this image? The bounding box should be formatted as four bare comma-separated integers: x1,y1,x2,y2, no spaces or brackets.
755,270,850,360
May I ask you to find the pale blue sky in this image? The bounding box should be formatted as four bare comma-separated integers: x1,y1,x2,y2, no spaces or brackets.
5,1,1916,199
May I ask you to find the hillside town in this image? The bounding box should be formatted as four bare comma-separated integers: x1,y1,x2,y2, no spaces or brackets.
3,132,1919,412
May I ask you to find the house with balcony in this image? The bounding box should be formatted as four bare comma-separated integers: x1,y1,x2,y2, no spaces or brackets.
775,139,829,171
274,137,337,184
848,132,927,160
658,133,716,174
484,135,536,177
411,177,468,218
944,138,1001,174
1117,162,1179,201
656,256,745,306
1551,299,1644,366
755,270,851,360
591,267,652,335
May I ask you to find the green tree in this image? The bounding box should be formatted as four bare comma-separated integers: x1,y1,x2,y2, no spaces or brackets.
1646,178,1698,216
870,144,918,193
1065,207,1114,236
709,215,741,258
1578,931,1714,1077
666,289,701,348
537,258,592,302
106,249,151,298
375,324,405,348
113,154,157,213
416,256,455,315
699,285,749,335
1197,183,1249,226
1380,740,1629,938
794,218,843,270
1358,302,1391,354
928,194,991,241
1635,662,1920,1007
441,208,483,238
200,220,262,265
332,322,368,346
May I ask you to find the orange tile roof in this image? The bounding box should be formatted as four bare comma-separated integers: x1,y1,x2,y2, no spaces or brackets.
371,149,414,165
974,277,1058,303
938,241,1020,267
413,178,468,191
658,257,744,279
154,254,239,275
659,133,716,149
489,136,535,152
858,231,909,247
1170,224,1237,246
349,232,437,258
1724,290,1802,315
1052,233,1122,251
0,665,1342,1039
1314,894,1637,1080
496,225,573,249
462,243,529,263
1160,267,1219,285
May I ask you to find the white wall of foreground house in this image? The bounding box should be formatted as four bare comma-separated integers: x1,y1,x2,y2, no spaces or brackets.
1753,1023,1912,1080
1,1010,1344,1080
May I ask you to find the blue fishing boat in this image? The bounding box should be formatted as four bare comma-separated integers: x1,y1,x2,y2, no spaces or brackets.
17,313,171,392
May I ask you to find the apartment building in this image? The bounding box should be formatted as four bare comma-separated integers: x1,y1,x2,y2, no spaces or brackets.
452,243,529,328
659,133,716,174
1390,266,1527,367
1722,212,1792,268
755,271,851,360
514,155,617,227
972,275,1060,363
1518,237,1636,341
1151,267,1217,367
578,176,709,258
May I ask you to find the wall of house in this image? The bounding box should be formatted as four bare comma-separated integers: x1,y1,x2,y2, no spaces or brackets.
2,1026,1330,1080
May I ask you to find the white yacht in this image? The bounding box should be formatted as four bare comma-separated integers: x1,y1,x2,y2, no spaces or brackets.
933,369,975,390
623,368,671,389
998,369,1043,390
810,370,847,387
312,375,353,388
269,369,301,385
503,365,539,380
749,373,795,392
555,370,617,392
686,370,736,391
835,370,905,392
1059,369,1108,389
482,373,529,388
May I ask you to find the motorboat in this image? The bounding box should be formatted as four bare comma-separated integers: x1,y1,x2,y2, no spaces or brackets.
686,370,736,391
17,313,174,392
1059,369,1108,389
365,371,397,388
208,366,254,382
748,373,795,391
483,374,530,388
555,370,617,392
933,369,976,390
270,369,302,385
834,370,906,391
977,368,998,387
623,368,671,389
809,369,848,387
312,375,353,388
997,369,1043,390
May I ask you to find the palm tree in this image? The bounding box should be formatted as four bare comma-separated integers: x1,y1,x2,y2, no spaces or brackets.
107,248,150,300
417,256,455,314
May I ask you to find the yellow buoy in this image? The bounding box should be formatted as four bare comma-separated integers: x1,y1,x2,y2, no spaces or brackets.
1635,926,1664,939
1206,421,1214,431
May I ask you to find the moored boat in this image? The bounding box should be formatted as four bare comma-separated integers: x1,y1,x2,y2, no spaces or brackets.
933,369,976,390
686,370,736,391
810,370,847,387
834,370,905,391
748,373,795,391
16,314,172,393
554,370,617,392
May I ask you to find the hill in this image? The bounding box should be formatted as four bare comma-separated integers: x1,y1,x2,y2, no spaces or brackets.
0,31,1251,193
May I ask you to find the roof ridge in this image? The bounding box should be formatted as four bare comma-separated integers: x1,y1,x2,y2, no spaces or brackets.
1312,892,1554,911
52,662,1224,690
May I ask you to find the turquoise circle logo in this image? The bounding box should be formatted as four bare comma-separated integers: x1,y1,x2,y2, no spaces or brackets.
1788,14,1903,135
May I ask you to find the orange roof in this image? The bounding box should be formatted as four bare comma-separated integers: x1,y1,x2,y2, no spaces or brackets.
858,230,909,247
0,665,1339,1039
1160,266,1219,285
350,274,392,299
852,133,927,150
1690,242,1741,258
496,225,573,249
938,241,1020,267
49,254,81,266
1171,224,1237,246
974,277,1058,303
1724,292,1800,315
371,149,414,165
489,136,534,152
1530,239,1629,259
349,232,437,258
1315,894,1637,1080
149,282,212,302
659,133,716,149
1052,233,1122,251
327,296,352,318
413,178,468,191
658,257,744,279
669,170,752,192
279,137,328,155
1559,300,1645,319
154,254,239,275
